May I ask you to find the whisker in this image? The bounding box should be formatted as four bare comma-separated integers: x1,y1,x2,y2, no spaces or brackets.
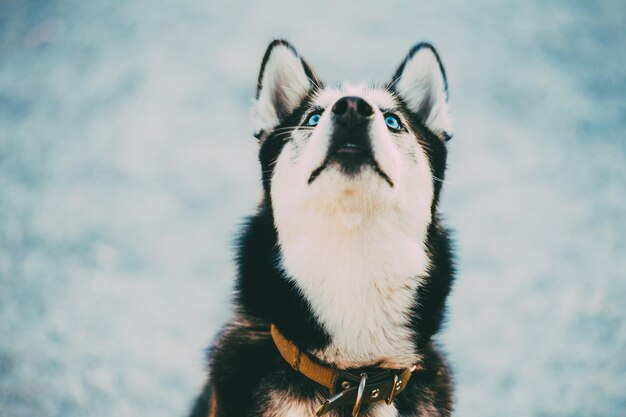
275,78,321,96
387,73,404,90
415,137,434,154
277,85,309,94
271,126,315,134
392,82,424,99
432,175,455,186
271,126,298,133
304,76,322,91
272,132,295,139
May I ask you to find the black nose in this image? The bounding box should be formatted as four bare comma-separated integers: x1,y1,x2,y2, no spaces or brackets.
332,96,373,125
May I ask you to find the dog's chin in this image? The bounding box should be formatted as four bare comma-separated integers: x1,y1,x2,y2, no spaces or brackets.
306,163,395,225
309,148,394,186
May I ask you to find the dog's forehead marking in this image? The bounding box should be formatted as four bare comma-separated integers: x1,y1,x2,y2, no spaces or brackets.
313,83,396,109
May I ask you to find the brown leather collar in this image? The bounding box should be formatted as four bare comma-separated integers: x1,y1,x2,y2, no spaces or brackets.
271,324,420,416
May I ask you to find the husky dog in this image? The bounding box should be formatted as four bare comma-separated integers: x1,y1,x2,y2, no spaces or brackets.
190,40,455,417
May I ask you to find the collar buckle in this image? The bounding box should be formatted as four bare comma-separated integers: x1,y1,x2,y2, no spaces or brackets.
352,373,368,417
316,390,347,416
386,373,400,405
317,369,413,416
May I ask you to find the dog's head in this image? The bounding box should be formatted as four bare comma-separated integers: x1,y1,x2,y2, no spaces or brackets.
254,40,451,242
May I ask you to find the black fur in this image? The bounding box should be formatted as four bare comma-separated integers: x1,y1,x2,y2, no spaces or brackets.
234,204,330,351
190,40,456,417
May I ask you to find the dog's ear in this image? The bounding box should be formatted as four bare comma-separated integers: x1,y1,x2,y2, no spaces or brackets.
254,40,321,138
389,43,452,140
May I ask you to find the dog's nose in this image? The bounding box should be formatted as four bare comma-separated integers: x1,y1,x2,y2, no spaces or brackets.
332,96,373,125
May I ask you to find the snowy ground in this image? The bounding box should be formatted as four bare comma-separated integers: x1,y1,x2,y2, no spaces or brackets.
1,1,625,416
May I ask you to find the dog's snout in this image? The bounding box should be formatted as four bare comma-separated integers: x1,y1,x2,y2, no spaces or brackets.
332,96,373,125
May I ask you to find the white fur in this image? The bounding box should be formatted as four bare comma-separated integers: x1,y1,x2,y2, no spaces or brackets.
254,45,313,135
263,392,321,417
264,391,398,417
395,48,452,138
270,84,435,369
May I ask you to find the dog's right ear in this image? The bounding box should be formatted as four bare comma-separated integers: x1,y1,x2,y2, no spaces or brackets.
254,40,321,139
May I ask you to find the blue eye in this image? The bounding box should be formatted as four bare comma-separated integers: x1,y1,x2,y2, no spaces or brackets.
384,114,401,130
306,113,322,126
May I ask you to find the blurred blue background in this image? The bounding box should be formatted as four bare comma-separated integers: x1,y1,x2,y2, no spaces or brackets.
1,1,625,416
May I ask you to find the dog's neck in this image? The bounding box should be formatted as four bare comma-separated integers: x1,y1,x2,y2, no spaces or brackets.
276,207,430,369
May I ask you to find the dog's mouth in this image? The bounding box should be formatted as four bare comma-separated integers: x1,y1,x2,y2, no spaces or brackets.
308,143,394,187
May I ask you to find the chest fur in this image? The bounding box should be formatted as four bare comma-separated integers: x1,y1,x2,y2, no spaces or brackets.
262,392,399,417
277,212,430,369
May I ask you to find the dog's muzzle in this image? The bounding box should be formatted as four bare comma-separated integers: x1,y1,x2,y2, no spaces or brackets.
307,96,394,187
328,96,375,175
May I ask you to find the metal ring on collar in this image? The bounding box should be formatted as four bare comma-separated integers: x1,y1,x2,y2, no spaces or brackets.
352,373,368,417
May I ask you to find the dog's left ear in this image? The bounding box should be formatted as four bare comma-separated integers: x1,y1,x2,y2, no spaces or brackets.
254,40,321,138
389,43,452,140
